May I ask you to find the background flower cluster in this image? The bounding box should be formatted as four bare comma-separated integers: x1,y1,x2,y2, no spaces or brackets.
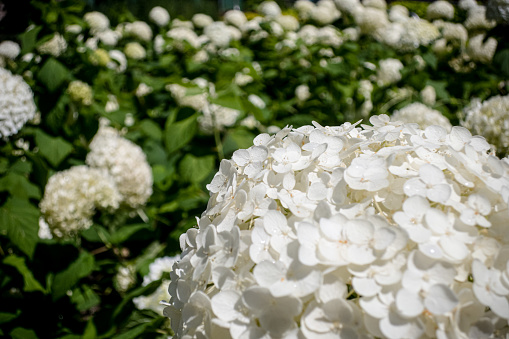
0,0,508,337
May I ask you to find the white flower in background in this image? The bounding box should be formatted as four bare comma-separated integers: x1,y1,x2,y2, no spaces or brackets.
247,94,265,109
105,94,119,113
487,0,509,24
167,27,200,49
427,1,455,20
420,85,437,106
172,18,194,29
135,83,153,97
143,256,180,286
240,115,261,129
115,265,136,293
467,33,498,63
276,14,299,31
204,21,234,48
311,2,341,25
465,6,497,30
461,94,509,155
389,5,409,22
166,83,208,111
133,280,171,314
84,11,110,33
258,1,282,18
164,116,509,338
192,13,214,28
96,29,121,46
37,33,67,57
67,80,93,106
124,42,146,59
108,50,127,72
124,21,153,41
435,21,468,45
0,41,20,59
295,84,311,102
38,218,53,240
392,103,452,131
334,0,362,15
295,0,315,20
149,6,170,27
0,68,36,138
198,104,240,134
355,7,389,36
224,10,247,28
364,0,387,10
65,24,82,34
376,58,404,86
234,72,253,86
86,122,153,208
459,0,479,10
40,166,121,238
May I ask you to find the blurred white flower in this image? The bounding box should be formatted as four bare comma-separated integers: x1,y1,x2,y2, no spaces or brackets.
392,102,451,131
124,21,153,41
420,85,437,106
149,6,170,27
376,58,404,86
295,84,311,102
465,6,497,30
0,41,20,59
37,33,67,57
108,49,127,72
167,27,200,49
143,256,180,286
248,94,266,109
427,1,455,20
135,83,153,97
467,33,498,63
67,80,93,106
86,123,153,208
124,42,146,59
105,94,119,113
96,29,121,46
40,166,121,238
276,15,299,31
0,68,36,138
133,280,171,314
65,24,82,34
192,13,214,28
258,1,282,18
84,11,110,33
224,10,247,28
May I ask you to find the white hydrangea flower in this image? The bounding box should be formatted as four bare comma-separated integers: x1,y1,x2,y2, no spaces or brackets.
84,11,110,33
389,5,409,22
67,80,93,105
461,94,509,155
295,0,316,20
427,0,455,20
163,116,509,338
124,42,146,59
40,166,121,238
198,104,240,134
295,84,311,102
167,27,200,49
0,68,36,138
124,21,153,42
392,103,451,131
276,15,300,31
65,24,82,34
192,13,214,28
204,21,234,48
135,83,153,97
133,280,171,314
258,1,282,18
96,29,121,46
166,83,209,111
86,123,153,208
36,33,67,57
149,6,170,27
248,94,266,109
105,94,119,113
108,49,127,72
311,2,341,25
465,6,497,30
467,33,498,63
224,10,247,28
420,85,437,106
38,218,53,240
376,58,404,86
143,256,180,286
0,41,20,59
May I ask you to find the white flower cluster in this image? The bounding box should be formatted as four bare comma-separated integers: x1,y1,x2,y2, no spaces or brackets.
40,166,121,238
0,41,21,60
86,123,153,208
164,116,509,338
0,68,36,139
133,255,179,314
392,102,452,131
461,94,509,155
376,58,403,86
36,33,67,57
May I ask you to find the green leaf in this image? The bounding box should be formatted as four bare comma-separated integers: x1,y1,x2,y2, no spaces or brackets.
178,154,215,184
81,225,111,244
83,319,97,339
164,114,198,153
112,322,152,339
37,58,71,92
0,198,39,258
109,224,151,245
0,310,21,324
494,49,509,78
18,26,42,54
3,255,45,293
0,172,41,199
139,120,162,141
209,93,243,111
422,52,437,70
35,130,73,167
223,129,256,156
426,80,450,100
71,285,100,312
52,251,95,300
10,327,38,339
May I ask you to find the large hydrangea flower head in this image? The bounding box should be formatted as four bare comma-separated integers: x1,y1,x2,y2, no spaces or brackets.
40,166,121,238
0,68,36,139
164,116,509,338
86,121,153,208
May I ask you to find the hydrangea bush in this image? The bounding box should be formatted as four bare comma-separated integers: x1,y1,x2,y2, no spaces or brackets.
164,116,509,338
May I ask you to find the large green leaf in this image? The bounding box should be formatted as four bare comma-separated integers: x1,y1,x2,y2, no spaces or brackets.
0,172,41,199
52,251,95,300
35,130,73,167
37,58,71,92
18,26,42,54
0,198,39,258
71,285,100,312
0,310,21,324
178,154,215,184
109,224,151,245
10,328,38,339
3,255,45,293
164,114,198,153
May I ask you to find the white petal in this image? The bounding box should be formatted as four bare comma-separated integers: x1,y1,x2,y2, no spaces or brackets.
419,164,444,185
427,184,451,203
253,260,285,287
346,220,374,244
424,284,458,315
308,182,327,201
352,277,381,297
396,289,423,318
264,210,287,235
211,290,241,321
